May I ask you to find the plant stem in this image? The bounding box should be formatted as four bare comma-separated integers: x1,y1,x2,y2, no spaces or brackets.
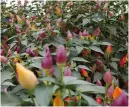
59,66,64,85
28,90,36,106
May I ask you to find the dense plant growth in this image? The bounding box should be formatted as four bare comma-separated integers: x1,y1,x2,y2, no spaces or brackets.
1,0,128,106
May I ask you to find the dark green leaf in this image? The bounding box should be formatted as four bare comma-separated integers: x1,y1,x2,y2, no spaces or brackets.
71,57,89,63
78,65,92,72
89,46,104,54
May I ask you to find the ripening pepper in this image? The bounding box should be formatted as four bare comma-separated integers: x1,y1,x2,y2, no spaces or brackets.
67,30,72,41
120,54,128,67
16,15,22,23
16,63,38,90
41,45,53,70
107,85,114,99
103,69,112,84
0,55,8,64
105,45,112,55
93,27,101,36
53,96,64,106
56,6,61,15
96,97,102,104
111,87,128,106
64,66,72,76
80,68,88,77
56,45,67,66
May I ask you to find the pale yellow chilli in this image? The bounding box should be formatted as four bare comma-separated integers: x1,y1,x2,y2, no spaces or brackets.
16,15,22,23
16,63,38,90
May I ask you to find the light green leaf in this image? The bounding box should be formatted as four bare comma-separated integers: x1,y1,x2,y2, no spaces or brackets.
1,67,13,84
83,18,90,26
81,94,100,106
34,84,54,106
100,42,112,46
93,72,103,83
1,92,21,106
76,46,83,54
76,85,105,94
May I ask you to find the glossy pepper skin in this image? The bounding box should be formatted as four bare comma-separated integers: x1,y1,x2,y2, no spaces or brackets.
80,68,88,77
105,45,112,55
111,87,128,106
120,54,128,67
41,45,53,70
53,96,64,106
103,69,112,84
16,63,38,90
56,45,67,66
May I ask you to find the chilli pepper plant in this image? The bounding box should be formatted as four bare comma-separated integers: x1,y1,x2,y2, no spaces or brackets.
1,0,128,106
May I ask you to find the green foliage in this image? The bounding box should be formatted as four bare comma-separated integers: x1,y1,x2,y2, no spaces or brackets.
1,0,128,106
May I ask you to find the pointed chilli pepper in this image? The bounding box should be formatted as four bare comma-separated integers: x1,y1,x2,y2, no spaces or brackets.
113,87,122,100
93,27,101,36
107,85,114,99
103,69,112,84
67,30,72,41
64,66,72,76
111,90,128,106
96,97,102,104
56,45,67,66
56,6,61,15
80,68,88,77
64,97,71,101
53,96,64,106
16,15,22,23
105,45,112,55
96,80,102,86
41,45,53,70
16,63,38,90
120,54,128,67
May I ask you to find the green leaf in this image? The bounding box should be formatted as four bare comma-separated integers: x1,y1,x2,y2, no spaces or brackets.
1,67,13,84
93,72,103,83
92,13,104,22
111,58,120,62
71,57,89,63
106,25,117,35
21,39,28,46
76,46,83,54
39,77,59,85
54,36,65,45
89,46,104,54
110,62,118,70
78,65,92,72
100,42,112,46
1,92,21,106
29,57,43,69
83,18,90,26
2,81,16,86
34,84,54,106
76,85,105,94
11,85,23,94
81,94,100,106
74,14,85,22
63,76,78,85
63,77,105,94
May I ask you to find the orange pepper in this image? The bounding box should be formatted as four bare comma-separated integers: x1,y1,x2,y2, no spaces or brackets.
113,87,122,100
